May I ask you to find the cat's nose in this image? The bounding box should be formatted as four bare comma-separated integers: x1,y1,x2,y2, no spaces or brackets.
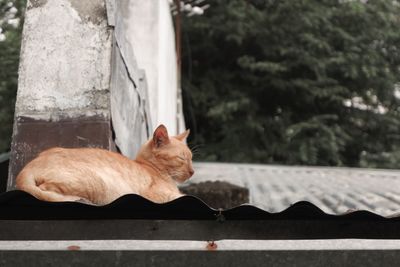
189,169,194,177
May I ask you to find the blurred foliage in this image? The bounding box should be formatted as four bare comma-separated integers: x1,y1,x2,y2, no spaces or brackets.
182,0,400,168
0,0,25,152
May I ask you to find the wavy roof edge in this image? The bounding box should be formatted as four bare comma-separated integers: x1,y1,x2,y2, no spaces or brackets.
0,190,398,221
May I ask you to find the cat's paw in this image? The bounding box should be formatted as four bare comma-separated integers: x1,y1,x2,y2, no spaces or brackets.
75,198,95,205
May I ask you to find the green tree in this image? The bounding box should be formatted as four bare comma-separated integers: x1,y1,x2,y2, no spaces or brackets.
182,0,400,168
0,0,25,152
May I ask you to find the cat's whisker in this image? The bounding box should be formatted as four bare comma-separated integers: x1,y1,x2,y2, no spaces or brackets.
192,151,202,156
190,146,202,153
191,146,202,151
191,147,204,154
188,143,205,151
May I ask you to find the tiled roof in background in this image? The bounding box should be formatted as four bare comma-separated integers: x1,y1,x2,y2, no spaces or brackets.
190,162,400,216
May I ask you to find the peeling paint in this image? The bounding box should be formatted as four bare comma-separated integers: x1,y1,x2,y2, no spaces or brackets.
85,88,110,110
13,110,110,122
28,0,48,9
70,0,106,25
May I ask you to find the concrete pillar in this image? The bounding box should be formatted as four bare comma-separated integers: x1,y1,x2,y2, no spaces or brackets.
7,0,113,189
7,0,182,189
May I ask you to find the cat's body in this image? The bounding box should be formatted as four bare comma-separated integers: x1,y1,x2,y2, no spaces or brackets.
16,125,194,205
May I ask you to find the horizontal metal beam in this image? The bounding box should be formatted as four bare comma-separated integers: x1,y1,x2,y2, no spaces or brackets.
1,239,400,251
0,241,400,267
0,219,400,240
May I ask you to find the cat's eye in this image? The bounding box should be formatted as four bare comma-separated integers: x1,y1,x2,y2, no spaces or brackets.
177,156,186,161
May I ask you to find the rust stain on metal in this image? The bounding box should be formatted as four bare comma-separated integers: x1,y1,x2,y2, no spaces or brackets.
67,245,81,251
206,241,218,251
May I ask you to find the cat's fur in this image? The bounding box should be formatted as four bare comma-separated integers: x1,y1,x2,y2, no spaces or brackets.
16,125,194,205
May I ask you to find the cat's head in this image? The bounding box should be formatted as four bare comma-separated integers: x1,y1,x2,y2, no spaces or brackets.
137,124,194,183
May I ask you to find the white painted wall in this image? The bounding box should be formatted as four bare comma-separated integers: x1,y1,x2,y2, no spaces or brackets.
158,0,179,134
123,0,180,135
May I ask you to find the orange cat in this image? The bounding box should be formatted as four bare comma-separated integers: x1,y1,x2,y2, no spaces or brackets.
16,125,194,205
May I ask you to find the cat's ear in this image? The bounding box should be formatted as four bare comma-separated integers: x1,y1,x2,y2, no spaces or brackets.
175,129,190,141
153,124,170,148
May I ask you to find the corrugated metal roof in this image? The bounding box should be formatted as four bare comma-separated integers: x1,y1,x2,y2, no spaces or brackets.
189,162,400,216
1,191,400,240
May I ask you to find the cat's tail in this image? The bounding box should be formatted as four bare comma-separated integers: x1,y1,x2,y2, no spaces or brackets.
16,169,38,193
15,170,78,202
15,170,47,199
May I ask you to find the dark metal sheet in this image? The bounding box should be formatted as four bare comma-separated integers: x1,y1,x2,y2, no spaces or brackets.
0,250,400,267
0,155,9,192
0,191,399,240
7,116,113,190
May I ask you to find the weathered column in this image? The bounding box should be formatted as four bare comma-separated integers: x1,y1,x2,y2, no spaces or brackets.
7,0,180,190
7,0,113,189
